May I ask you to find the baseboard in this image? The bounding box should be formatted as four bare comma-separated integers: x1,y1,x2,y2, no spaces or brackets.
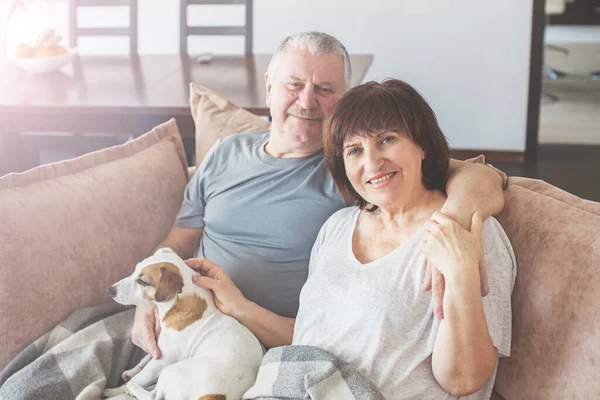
450,150,525,163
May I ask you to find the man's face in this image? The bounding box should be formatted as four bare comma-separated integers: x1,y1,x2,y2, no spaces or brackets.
265,47,346,148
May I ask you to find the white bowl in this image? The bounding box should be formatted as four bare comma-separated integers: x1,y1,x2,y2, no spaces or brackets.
9,47,77,74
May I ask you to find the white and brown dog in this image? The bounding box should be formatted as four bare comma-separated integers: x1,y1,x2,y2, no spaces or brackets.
103,248,264,400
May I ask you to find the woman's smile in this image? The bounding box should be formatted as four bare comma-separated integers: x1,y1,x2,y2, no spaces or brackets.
366,172,397,187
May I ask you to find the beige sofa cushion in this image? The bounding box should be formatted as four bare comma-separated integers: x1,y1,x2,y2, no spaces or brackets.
494,177,600,399
0,119,188,369
190,82,271,166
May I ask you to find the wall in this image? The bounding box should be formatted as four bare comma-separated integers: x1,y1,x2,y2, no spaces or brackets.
547,26,600,43
1,0,533,152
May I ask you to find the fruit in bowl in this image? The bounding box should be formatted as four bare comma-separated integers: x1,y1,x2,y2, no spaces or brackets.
10,29,76,73
15,43,35,58
35,46,69,57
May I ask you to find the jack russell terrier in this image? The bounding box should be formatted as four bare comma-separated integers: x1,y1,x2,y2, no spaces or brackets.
103,248,264,400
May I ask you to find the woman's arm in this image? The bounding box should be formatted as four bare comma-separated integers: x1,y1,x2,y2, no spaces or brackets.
421,212,498,396
424,158,505,311
186,258,295,348
231,301,296,348
431,269,498,396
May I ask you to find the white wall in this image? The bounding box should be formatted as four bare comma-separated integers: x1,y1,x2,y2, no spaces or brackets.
253,0,532,152
547,26,600,43
1,0,533,151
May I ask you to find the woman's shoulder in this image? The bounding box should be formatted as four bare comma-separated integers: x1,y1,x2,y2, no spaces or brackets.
318,206,360,236
481,217,509,243
311,206,358,253
481,217,517,274
326,206,360,224
481,217,511,248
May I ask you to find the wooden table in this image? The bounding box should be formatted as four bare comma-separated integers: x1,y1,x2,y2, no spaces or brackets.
0,54,373,137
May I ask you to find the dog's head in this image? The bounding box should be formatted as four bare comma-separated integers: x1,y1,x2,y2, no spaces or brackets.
108,248,188,306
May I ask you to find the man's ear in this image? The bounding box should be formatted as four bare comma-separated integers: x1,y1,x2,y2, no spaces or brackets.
155,266,184,303
265,72,272,108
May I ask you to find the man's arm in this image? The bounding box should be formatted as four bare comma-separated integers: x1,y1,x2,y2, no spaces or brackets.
441,159,505,229
186,258,295,349
153,225,204,258
133,224,204,359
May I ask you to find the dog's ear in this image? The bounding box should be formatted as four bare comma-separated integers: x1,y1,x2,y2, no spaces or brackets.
154,266,184,302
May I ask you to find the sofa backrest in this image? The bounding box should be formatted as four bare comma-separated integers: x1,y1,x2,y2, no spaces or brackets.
190,82,270,166
494,177,600,399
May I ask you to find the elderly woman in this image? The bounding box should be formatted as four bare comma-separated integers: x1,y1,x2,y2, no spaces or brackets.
291,79,517,399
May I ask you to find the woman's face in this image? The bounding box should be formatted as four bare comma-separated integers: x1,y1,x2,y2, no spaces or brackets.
342,131,425,209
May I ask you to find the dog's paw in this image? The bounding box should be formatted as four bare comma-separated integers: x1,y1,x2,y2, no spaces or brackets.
121,368,136,382
102,386,126,398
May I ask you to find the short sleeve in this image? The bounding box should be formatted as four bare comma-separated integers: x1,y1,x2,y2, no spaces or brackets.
480,217,517,357
307,220,328,277
174,138,222,229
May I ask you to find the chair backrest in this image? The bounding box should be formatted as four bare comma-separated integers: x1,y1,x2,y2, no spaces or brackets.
546,0,567,15
180,0,253,55
69,0,138,55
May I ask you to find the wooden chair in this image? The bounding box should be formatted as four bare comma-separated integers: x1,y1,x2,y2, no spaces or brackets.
69,0,138,55
543,0,569,103
180,0,253,55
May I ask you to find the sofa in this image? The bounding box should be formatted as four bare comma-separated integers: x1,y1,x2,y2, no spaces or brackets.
0,84,598,399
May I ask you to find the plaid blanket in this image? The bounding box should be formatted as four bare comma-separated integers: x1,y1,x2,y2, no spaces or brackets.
0,303,145,400
243,345,384,400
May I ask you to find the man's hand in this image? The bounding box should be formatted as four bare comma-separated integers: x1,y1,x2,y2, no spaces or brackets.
131,303,161,359
186,258,249,319
422,263,446,319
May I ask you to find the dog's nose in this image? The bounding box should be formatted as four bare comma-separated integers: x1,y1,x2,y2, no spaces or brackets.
108,286,117,298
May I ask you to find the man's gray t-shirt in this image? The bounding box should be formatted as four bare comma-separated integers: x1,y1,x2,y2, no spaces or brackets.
293,206,517,399
175,131,346,317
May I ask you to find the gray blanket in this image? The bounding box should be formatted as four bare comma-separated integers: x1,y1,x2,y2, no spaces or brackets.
0,303,145,400
1,306,384,400
243,345,384,400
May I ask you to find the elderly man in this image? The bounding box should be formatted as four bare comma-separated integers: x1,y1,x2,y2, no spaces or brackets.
133,32,505,356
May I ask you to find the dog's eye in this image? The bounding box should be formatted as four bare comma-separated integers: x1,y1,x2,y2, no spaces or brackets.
136,278,150,287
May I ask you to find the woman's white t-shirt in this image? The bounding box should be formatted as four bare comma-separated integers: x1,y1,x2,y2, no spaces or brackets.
292,206,517,400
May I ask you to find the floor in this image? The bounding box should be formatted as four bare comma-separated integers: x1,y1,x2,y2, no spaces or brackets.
494,144,600,202
518,42,600,202
541,43,600,145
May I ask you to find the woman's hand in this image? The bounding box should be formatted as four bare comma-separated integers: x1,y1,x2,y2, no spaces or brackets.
187,258,295,348
186,258,249,319
131,303,162,359
421,211,484,282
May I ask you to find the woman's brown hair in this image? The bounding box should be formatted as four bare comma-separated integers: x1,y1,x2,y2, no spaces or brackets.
323,78,450,211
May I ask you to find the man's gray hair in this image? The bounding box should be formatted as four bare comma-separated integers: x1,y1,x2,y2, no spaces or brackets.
266,31,352,89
